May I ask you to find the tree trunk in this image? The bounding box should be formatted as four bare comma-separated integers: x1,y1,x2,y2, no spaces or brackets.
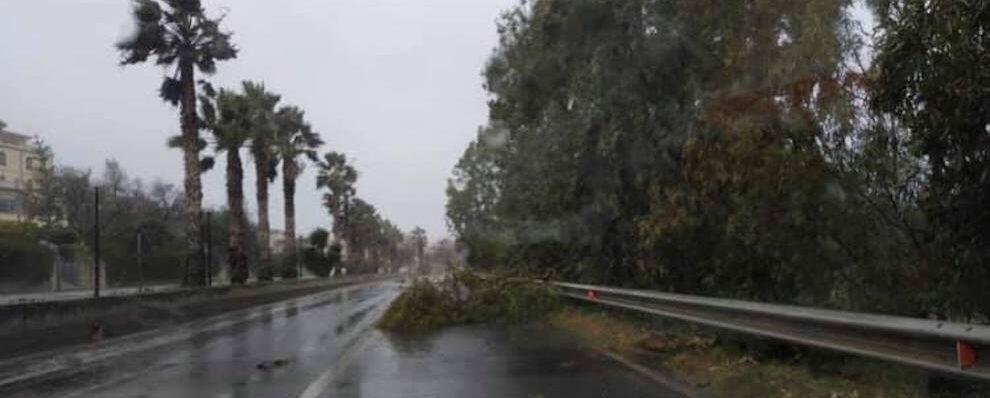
226,148,248,284
255,153,272,280
282,160,298,278
179,60,204,286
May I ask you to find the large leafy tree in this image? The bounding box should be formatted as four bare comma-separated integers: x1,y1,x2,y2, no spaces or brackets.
116,0,237,285
870,0,990,317
274,106,323,278
199,83,252,284
449,0,898,308
241,82,281,281
446,126,506,268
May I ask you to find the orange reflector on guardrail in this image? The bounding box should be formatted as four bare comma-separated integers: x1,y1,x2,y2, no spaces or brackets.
586,290,598,300
958,341,977,370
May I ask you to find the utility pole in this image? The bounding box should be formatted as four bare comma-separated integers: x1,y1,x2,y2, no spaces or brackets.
205,211,212,287
137,230,144,292
343,194,350,267
197,212,207,287
93,187,100,298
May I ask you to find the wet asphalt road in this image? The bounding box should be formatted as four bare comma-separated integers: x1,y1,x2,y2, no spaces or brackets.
7,280,684,398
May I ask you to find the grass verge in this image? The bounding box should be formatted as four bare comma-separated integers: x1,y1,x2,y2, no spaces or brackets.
377,273,989,397
550,307,990,398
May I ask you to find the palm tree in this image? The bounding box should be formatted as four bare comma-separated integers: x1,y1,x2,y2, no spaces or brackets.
345,198,380,272
117,0,237,285
410,226,427,269
243,82,281,281
199,84,252,284
316,152,357,249
275,106,323,278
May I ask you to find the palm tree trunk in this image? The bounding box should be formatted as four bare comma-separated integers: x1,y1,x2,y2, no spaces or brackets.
179,60,204,286
282,160,298,278
226,148,248,284
255,154,272,280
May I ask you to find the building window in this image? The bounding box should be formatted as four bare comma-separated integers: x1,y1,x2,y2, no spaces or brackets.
25,158,36,170
0,151,6,166
0,198,15,213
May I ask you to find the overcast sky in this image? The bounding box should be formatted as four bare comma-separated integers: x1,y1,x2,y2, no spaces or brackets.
0,0,517,241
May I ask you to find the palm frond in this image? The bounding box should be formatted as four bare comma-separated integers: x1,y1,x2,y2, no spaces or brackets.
199,156,215,171
159,76,182,106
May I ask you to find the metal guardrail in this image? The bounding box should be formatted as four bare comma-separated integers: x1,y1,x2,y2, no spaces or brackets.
553,281,990,381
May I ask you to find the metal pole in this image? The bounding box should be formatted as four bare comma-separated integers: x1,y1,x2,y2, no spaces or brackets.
93,187,100,298
198,212,206,287
206,211,212,287
344,195,350,266
137,231,144,292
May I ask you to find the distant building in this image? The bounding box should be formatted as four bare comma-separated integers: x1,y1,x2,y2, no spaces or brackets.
270,229,287,255
0,130,39,222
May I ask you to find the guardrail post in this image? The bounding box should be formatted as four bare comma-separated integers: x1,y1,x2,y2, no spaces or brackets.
958,341,978,369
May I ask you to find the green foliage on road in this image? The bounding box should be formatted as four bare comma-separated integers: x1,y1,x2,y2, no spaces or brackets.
376,270,559,332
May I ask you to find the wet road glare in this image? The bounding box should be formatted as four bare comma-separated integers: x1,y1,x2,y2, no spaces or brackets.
7,280,684,398
322,324,684,397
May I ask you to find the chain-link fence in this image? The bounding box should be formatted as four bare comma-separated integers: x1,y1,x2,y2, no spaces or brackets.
2,157,410,301
0,185,341,303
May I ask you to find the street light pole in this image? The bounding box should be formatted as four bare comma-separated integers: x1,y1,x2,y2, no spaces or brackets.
206,211,212,287
137,230,144,292
93,187,100,298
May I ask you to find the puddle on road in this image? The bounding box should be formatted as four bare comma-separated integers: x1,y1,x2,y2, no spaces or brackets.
321,323,685,398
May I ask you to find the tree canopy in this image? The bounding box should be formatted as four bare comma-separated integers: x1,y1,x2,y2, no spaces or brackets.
447,0,989,318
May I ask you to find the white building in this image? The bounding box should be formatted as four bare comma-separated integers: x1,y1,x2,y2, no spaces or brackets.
0,130,39,222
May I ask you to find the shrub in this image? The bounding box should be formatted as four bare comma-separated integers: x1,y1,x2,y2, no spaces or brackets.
301,229,341,277
0,221,52,287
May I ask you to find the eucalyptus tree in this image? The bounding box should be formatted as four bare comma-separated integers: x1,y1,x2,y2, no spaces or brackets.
316,151,357,245
116,0,237,285
450,0,887,306
445,126,505,268
199,84,252,284
242,82,281,281
870,0,990,316
274,106,323,278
